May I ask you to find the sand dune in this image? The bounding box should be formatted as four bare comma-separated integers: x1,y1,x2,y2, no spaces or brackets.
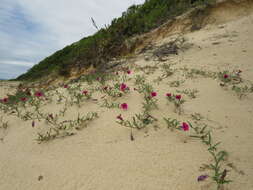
1,1,253,189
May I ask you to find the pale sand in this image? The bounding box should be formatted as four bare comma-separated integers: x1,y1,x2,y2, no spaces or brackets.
1,1,253,190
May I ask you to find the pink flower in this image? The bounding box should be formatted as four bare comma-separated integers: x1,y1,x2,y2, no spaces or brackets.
116,114,124,121
181,122,189,131
166,93,172,97
2,97,8,103
126,70,131,74
63,84,68,88
82,90,88,95
151,92,157,97
120,83,127,91
35,91,44,97
175,95,182,100
223,74,229,79
120,103,128,110
20,97,27,102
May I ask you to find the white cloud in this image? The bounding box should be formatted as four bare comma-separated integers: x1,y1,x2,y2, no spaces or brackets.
16,0,145,46
0,60,34,67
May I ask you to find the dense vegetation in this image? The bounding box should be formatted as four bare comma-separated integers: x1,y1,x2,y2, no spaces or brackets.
17,0,213,81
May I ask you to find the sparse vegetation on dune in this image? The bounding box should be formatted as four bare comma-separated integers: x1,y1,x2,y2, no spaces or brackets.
1,0,253,189
3,61,251,189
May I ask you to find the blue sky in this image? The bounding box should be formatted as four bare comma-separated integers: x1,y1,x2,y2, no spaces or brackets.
0,0,144,79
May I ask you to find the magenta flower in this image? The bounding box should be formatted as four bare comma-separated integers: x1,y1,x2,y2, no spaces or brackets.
175,95,182,100
116,114,124,121
20,97,27,102
166,93,172,97
82,90,88,95
35,91,44,97
126,70,131,74
181,122,189,131
223,74,229,79
151,92,157,97
120,103,128,110
2,97,8,103
120,83,128,91
63,84,68,88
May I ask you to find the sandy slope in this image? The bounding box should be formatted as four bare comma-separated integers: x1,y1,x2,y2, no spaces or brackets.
1,2,253,190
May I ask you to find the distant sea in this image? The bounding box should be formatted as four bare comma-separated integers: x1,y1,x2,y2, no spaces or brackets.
0,63,31,80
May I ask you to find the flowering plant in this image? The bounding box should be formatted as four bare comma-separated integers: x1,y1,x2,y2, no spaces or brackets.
166,93,185,114
116,112,157,129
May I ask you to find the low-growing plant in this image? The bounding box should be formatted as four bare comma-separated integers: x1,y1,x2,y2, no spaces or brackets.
135,82,154,95
37,128,74,143
191,113,204,121
176,89,199,99
116,112,157,129
59,104,68,116
36,112,98,143
67,86,93,107
231,85,253,99
164,118,231,189
20,110,43,121
0,116,9,129
188,122,231,189
166,93,185,114
134,75,146,86
169,80,185,87
136,65,158,75
2,89,32,105
164,118,189,131
80,72,108,85
55,90,68,104
161,63,175,78
209,150,231,189
100,99,120,109
102,85,123,98
164,118,180,131
153,64,176,84
218,70,242,85
75,112,99,130
153,76,164,84
184,68,217,79
142,92,158,112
